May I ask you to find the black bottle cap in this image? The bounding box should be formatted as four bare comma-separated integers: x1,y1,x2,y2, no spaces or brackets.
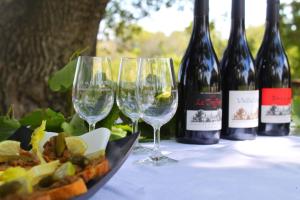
194,0,209,16
267,0,280,22
231,0,245,19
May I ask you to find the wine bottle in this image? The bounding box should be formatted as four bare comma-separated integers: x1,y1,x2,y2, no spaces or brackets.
220,0,258,140
176,0,222,145
256,0,291,136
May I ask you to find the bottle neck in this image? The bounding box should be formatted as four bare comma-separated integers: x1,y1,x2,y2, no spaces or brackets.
193,15,210,37
194,0,209,17
231,0,245,20
230,18,246,35
261,0,282,47
192,0,210,36
266,0,280,32
229,0,246,38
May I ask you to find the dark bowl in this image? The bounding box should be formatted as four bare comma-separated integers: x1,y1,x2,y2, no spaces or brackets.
9,127,139,199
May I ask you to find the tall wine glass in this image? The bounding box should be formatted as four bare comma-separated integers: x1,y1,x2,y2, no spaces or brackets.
116,57,151,153
136,58,178,165
72,56,114,132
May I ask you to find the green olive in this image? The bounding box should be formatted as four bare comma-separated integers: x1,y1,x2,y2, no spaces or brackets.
0,181,22,197
55,133,66,157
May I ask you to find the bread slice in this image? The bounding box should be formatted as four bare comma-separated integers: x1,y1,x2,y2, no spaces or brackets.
1,158,109,199
79,159,110,182
1,192,51,200
42,178,87,200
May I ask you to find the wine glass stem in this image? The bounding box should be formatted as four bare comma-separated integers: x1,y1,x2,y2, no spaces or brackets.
89,123,96,132
152,127,162,158
133,120,139,133
133,120,141,146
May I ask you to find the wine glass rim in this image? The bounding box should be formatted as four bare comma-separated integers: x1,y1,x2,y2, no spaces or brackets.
139,57,173,61
78,55,112,61
121,57,137,60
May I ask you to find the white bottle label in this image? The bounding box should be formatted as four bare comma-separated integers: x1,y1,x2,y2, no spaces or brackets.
261,106,291,123
228,90,259,128
186,93,222,131
187,109,222,131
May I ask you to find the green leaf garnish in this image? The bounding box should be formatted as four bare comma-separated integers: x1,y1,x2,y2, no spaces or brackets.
61,114,87,136
0,117,21,142
20,108,65,132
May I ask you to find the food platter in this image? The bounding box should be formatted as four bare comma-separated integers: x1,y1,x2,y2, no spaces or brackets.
8,127,139,199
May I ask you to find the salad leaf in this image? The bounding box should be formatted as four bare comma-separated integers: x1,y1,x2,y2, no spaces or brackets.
20,108,65,132
61,114,88,136
53,162,76,180
30,121,46,163
114,124,132,133
0,105,21,141
0,116,21,142
28,160,60,185
110,126,127,141
0,167,27,182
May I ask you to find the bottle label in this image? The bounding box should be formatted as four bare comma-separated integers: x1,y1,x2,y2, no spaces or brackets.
261,88,292,123
186,93,222,131
229,90,259,128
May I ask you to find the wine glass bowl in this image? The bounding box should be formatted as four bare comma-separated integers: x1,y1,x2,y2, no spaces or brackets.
137,80,178,129
72,56,114,131
116,58,140,122
116,57,151,154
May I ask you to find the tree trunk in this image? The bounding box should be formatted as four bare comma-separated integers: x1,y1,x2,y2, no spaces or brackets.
0,0,109,117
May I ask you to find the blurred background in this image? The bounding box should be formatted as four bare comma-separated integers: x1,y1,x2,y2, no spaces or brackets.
0,0,299,133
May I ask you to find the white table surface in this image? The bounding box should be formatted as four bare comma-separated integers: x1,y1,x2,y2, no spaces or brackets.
93,136,300,200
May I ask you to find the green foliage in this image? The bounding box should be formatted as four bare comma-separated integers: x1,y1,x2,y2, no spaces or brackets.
19,108,65,132
103,0,186,42
280,1,300,79
286,46,300,77
97,102,120,129
293,96,300,128
0,116,20,142
292,93,300,134
48,47,89,93
48,59,77,92
246,25,264,57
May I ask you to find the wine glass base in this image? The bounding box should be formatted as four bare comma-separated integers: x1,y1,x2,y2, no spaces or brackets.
135,155,178,166
132,144,152,154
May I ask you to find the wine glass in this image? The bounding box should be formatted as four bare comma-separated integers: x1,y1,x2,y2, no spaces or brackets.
116,57,151,153
136,57,178,165
72,56,114,132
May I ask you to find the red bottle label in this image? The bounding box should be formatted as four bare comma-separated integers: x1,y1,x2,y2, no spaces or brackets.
261,88,292,123
262,88,292,106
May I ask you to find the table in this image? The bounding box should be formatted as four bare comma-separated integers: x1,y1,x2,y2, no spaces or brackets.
94,136,300,200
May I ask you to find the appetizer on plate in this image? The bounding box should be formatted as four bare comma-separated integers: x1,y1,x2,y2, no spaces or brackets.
0,121,111,200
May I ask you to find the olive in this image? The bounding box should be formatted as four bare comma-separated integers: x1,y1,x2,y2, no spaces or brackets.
69,155,90,168
0,181,22,197
38,175,55,188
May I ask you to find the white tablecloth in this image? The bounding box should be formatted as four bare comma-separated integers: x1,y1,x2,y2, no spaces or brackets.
93,136,300,200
